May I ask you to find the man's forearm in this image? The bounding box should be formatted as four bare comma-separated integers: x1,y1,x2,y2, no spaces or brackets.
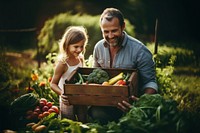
144,88,157,94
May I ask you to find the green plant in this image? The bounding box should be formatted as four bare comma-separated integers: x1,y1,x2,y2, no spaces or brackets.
155,55,177,98
147,43,197,67
30,53,59,106
0,49,27,106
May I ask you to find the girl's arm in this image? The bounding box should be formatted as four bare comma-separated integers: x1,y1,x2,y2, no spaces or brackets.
50,61,67,95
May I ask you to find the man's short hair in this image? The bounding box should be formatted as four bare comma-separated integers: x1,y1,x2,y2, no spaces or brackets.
100,8,125,26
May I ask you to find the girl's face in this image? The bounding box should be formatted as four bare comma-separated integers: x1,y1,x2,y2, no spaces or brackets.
67,39,85,57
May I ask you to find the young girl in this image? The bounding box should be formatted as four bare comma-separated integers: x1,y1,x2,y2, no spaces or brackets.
50,26,88,122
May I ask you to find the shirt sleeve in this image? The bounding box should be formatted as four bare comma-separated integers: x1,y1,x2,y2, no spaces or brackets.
136,46,158,92
92,44,100,67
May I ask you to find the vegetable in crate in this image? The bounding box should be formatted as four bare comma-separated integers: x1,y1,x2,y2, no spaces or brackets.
113,73,131,86
108,72,124,85
87,68,110,84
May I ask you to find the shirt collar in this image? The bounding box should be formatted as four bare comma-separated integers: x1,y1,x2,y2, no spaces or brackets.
121,31,128,47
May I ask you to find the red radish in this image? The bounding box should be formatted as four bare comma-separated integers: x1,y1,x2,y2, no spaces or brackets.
42,111,50,117
39,101,46,108
48,108,55,113
38,113,43,119
51,106,59,114
46,102,52,108
40,98,47,105
42,105,49,112
32,111,39,118
34,108,41,114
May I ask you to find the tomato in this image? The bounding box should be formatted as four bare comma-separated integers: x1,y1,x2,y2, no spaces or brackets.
42,105,49,112
51,106,59,114
46,102,52,108
114,80,126,86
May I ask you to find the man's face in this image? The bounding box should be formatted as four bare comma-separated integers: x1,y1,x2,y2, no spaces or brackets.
100,17,125,47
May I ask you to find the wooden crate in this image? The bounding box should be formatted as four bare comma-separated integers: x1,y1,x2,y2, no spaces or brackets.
64,67,138,106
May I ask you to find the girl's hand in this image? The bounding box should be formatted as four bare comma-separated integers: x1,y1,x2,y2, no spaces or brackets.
61,94,70,106
117,95,139,112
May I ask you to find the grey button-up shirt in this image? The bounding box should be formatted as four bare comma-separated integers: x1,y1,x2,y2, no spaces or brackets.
93,32,158,93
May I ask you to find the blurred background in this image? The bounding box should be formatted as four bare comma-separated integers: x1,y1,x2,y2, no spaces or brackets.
0,0,199,51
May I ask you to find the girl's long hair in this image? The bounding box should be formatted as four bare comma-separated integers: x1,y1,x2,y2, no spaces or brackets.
58,26,88,63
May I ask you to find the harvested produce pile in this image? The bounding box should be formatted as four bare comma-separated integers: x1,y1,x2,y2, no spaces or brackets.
75,68,131,86
9,93,59,131
13,94,200,133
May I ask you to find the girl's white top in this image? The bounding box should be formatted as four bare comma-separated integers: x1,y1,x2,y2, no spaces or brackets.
58,59,82,118
58,60,82,91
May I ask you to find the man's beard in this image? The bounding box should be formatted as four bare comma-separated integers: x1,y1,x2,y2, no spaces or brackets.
107,36,123,47
110,41,118,47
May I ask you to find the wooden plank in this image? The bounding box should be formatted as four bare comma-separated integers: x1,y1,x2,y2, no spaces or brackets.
64,84,128,96
67,95,129,106
128,72,138,96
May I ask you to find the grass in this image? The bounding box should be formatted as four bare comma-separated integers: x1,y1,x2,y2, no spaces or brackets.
172,67,200,112
174,66,200,76
172,74,200,90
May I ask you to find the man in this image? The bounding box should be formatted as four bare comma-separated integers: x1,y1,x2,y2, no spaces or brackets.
88,8,158,124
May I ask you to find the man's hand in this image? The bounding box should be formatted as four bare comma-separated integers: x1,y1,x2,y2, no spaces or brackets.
117,88,156,112
61,94,70,106
117,95,139,112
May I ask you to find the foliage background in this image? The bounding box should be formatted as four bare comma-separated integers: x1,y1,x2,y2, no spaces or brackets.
37,13,135,59
0,0,200,50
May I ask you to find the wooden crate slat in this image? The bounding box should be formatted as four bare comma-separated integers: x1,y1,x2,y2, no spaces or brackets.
67,95,129,106
64,84,128,96
128,72,138,96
